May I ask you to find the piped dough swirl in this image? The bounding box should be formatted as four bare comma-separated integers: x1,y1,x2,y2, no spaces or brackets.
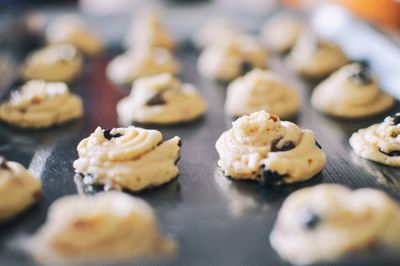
117,73,206,125
311,63,394,118
27,191,174,265
0,80,83,128
349,113,400,166
0,157,41,221
270,184,400,265
225,69,300,118
73,126,181,191
215,110,326,184
21,44,82,82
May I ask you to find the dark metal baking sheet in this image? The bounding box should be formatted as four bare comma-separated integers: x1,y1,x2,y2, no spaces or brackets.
1,6,400,266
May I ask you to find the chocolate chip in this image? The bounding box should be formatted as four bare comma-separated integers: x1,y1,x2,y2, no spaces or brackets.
177,139,182,147
146,92,167,106
349,64,373,86
299,208,321,230
379,148,400,157
388,113,400,126
0,156,9,170
271,138,295,152
103,129,122,140
315,141,322,149
240,61,253,75
257,167,286,186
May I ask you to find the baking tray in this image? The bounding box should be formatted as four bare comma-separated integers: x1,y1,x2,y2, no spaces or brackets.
1,5,400,266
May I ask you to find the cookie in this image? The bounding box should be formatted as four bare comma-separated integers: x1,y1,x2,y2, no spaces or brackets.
215,110,326,185
261,13,304,53
0,157,41,222
73,126,181,191
117,73,206,125
225,69,300,118
197,34,268,81
21,44,82,82
46,14,102,56
124,10,175,50
27,191,174,265
193,18,238,49
0,80,83,128
106,47,179,85
311,63,394,118
270,184,400,265
287,33,348,78
349,113,400,166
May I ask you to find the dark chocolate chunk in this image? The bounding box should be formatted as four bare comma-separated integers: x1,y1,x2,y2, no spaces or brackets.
299,208,321,230
349,64,373,86
146,92,167,106
103,129,122,140
271,138,295,152
177,139,182,147
257,166,286,186
315,141,322,149
388,113,400,126
0,156,9,170
240,61,253,75
379,148,400,157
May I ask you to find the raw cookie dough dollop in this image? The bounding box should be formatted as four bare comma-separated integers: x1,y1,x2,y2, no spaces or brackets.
107,47,179,85
350,113,400,166
0,157,41,222
311,63,394,118
198,34,268,81
287,33,348,78
0,80,83,128
261,13,304,53
46,14,103,56
21,44,82,82
27,191,174,265
270,184,400,265
124,10,175,50
117,73,206,125
225,69,300,118
215,110,326,185
73,126,181,192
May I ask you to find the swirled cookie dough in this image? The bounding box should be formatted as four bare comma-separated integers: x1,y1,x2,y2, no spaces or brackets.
124,10,175,50
27,191,174,265
198,34,268,81
21,44,82,82
46,14,103,56
117,73,206,125
0,80,83,128
270,184,400,265
73,126,181,192
350,113,400,166
0,157,41,222
311,63,394,118
215,110,326,185
287,33,348,78
261,13,304,53
107,47,179,85
225,69,300,118
193,18,238,49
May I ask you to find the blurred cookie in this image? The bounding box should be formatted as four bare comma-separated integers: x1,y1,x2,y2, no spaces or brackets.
46,14,103,56
193,18,238,49
311,63,393,118
21,44,82,82
0,80,83,128
261,13,304,53
73,126,181,192
198,34,268,81
215,110,326,185
270,184,400,265
124,10,175,50
350,113,400,166
117,73,206,125
107,47,179,85
287,33,348,78
225,69,300,118
0,157,41,222
27,191,174,265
